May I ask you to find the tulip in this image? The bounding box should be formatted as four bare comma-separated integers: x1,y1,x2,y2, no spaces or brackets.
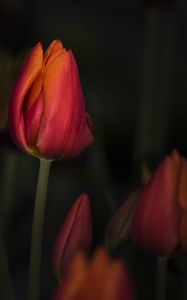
52,194,92,279
105,189,140,250
53,249,135,300
131,150,187,256
8,40,93,159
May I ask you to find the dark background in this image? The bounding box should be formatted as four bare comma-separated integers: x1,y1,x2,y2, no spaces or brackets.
0,0,187,299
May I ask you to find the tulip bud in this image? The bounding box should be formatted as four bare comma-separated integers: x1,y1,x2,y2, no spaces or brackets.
131,150,187,256
52,194,92,279
53,248,135,300
8,40,93,160
105,189,140,250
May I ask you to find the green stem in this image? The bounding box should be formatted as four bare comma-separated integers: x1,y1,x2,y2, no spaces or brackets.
156,256,168,300
28,158,52,300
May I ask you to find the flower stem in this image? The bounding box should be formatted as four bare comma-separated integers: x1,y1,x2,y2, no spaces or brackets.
28,158,52,300
156,256,168,300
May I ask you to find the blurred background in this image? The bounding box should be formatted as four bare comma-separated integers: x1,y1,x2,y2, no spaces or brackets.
0,0,186,299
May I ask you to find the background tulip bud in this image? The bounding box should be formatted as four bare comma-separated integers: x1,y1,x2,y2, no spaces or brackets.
131,150,187,256
52,194,92,279
105,189,140,250
53,248,135,300
8,40,94,160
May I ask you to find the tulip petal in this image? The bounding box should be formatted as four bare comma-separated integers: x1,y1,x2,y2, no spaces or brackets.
53,252,88,300
36,50,93,159
44,40,66,67
105,263,135,300
52,249,134,300
52,194,92,278
23,71,43,113
9,43,43,153
74,250,134,300
24,91,43,150
105,189,140,250
70,250,111,300
132,155,179,255
177,156,187,251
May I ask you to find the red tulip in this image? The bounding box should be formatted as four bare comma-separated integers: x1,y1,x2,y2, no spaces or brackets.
8,40,93,159
53,249,135,300
52,194,92,279
132,150,187,256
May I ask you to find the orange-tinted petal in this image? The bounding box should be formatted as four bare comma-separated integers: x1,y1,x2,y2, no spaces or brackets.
53,252,88,300
75,249,134,300
104,262,134,300
44,40,65,67
53,249,134,300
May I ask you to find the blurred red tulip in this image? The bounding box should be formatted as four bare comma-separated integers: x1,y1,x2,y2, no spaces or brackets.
132,150,187,256
53,249,135,300
8,40,93,159
53,194,92,279
105,189,140,250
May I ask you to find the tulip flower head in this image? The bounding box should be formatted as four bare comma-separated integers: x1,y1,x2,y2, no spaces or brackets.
53,194,92,279
105,189,140,250
8,40,93,159
132,150,187,256
53,249,135,300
